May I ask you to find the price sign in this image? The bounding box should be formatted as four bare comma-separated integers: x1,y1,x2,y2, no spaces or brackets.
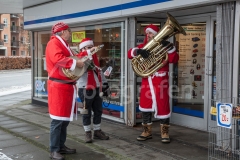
216,103,232,129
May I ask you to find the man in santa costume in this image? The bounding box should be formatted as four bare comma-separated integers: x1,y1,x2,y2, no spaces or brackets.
46,22,84,160
77,38,109,143
128,24,179,143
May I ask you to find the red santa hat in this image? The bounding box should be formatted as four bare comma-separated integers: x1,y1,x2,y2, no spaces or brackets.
51,22,69,35
79,38,94,49
145,24,159,36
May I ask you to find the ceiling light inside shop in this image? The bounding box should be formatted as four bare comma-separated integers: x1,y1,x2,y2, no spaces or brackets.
141,24,160,26
191,22,206,25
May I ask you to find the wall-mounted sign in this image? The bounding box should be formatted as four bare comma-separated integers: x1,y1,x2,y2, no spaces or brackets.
72,31,85,42
177,25,206,103
216,102,232,129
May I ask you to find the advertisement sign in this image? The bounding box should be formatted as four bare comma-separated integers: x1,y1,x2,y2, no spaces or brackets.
72,31,85,42
177,25,206,103
34,77,48,97
216,102,232,129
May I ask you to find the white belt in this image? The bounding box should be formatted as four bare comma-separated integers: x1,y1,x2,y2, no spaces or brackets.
152,72,167,78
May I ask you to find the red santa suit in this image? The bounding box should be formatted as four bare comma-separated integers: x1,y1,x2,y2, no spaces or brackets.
46,31,77,121
128,25,179,119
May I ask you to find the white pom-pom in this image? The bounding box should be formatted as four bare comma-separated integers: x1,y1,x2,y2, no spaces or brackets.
99,92,103,97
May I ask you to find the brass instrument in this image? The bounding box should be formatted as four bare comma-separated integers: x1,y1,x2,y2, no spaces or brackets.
62,44,104,81
131,13,186,77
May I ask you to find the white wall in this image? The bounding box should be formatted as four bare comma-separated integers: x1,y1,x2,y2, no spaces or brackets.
23,0,228,30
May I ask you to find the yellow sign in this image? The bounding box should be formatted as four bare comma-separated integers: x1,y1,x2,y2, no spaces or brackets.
210,106,217,115
72,31,85,42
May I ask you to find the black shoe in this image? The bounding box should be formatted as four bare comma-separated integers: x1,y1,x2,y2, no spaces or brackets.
59,145,76,154
49,152,64,160
85,131,93,143
94,130,109,140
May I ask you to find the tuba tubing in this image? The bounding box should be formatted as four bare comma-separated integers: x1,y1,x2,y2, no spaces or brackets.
131,13,186,78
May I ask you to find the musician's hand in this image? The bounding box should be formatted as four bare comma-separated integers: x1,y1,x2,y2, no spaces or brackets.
161,40,171,47
136,49,150,59
161,40,173,50
76,60,84,68
90,47,98,52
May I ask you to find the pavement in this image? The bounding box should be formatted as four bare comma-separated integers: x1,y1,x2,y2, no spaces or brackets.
0,91,209,160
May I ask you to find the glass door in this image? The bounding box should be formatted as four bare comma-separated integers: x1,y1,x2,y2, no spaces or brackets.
171,15,214,131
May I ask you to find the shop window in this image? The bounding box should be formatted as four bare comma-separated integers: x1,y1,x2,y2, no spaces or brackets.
34,22,126,120
172,22,206,118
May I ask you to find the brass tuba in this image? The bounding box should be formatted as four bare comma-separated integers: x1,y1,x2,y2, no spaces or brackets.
131,13,186,77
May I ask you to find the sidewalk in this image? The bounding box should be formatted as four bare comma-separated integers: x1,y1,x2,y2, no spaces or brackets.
0,99,208,160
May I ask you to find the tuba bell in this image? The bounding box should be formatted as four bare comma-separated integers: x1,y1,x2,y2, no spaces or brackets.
131,13,186,77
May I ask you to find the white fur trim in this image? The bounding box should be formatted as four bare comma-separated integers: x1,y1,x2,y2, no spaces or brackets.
139,105,154,112
69,59,76,71
87,50,93,60
84,125,92,132
168,46,176,54
146,28,157,35
50,114,71,121
131,47,138,57
79,40,94,49
148,76,159,118
152,72,166,78
93,124,101,130
142,122,152,125
155,112,171,119
70,85,76,121
49,85,76,121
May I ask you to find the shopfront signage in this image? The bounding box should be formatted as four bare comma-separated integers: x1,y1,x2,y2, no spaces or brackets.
177,25,206,103
216,102,232,129
72,31,85,43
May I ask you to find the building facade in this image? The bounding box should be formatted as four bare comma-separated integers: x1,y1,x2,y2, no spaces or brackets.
0,14,30,56
23,0,239,131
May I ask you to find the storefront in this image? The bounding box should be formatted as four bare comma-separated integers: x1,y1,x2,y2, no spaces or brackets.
24,0,239,131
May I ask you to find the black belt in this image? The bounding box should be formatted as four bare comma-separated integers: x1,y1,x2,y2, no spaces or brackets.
49,77,76,85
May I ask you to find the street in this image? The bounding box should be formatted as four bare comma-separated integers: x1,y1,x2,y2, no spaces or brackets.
0,69,31,96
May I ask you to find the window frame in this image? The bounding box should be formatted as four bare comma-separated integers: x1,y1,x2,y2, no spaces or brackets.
3,18,7,27
4,34,8,43
12,50,16,56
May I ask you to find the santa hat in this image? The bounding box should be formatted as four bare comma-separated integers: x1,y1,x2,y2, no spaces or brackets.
79,38,94,49
145,24,160,36
51,22,69,35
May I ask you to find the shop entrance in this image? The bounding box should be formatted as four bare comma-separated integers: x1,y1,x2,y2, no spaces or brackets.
170,14,216,131
134,14,216,130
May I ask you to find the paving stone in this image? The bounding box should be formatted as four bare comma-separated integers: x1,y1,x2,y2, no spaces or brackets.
93,138,130,149
107,144,148,157
1,122,28,129
10,126,37,133
1,143,41,156
21,129,48,137
0,120,18,126
67,151,112,160
0,138,27,148
0,134,15,141
0,116,11,121
8,150,50,160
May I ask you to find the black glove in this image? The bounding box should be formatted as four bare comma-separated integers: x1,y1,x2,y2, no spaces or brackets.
136,49,150,59
161,40,170,47
161,40,173,50
102,82,109,97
